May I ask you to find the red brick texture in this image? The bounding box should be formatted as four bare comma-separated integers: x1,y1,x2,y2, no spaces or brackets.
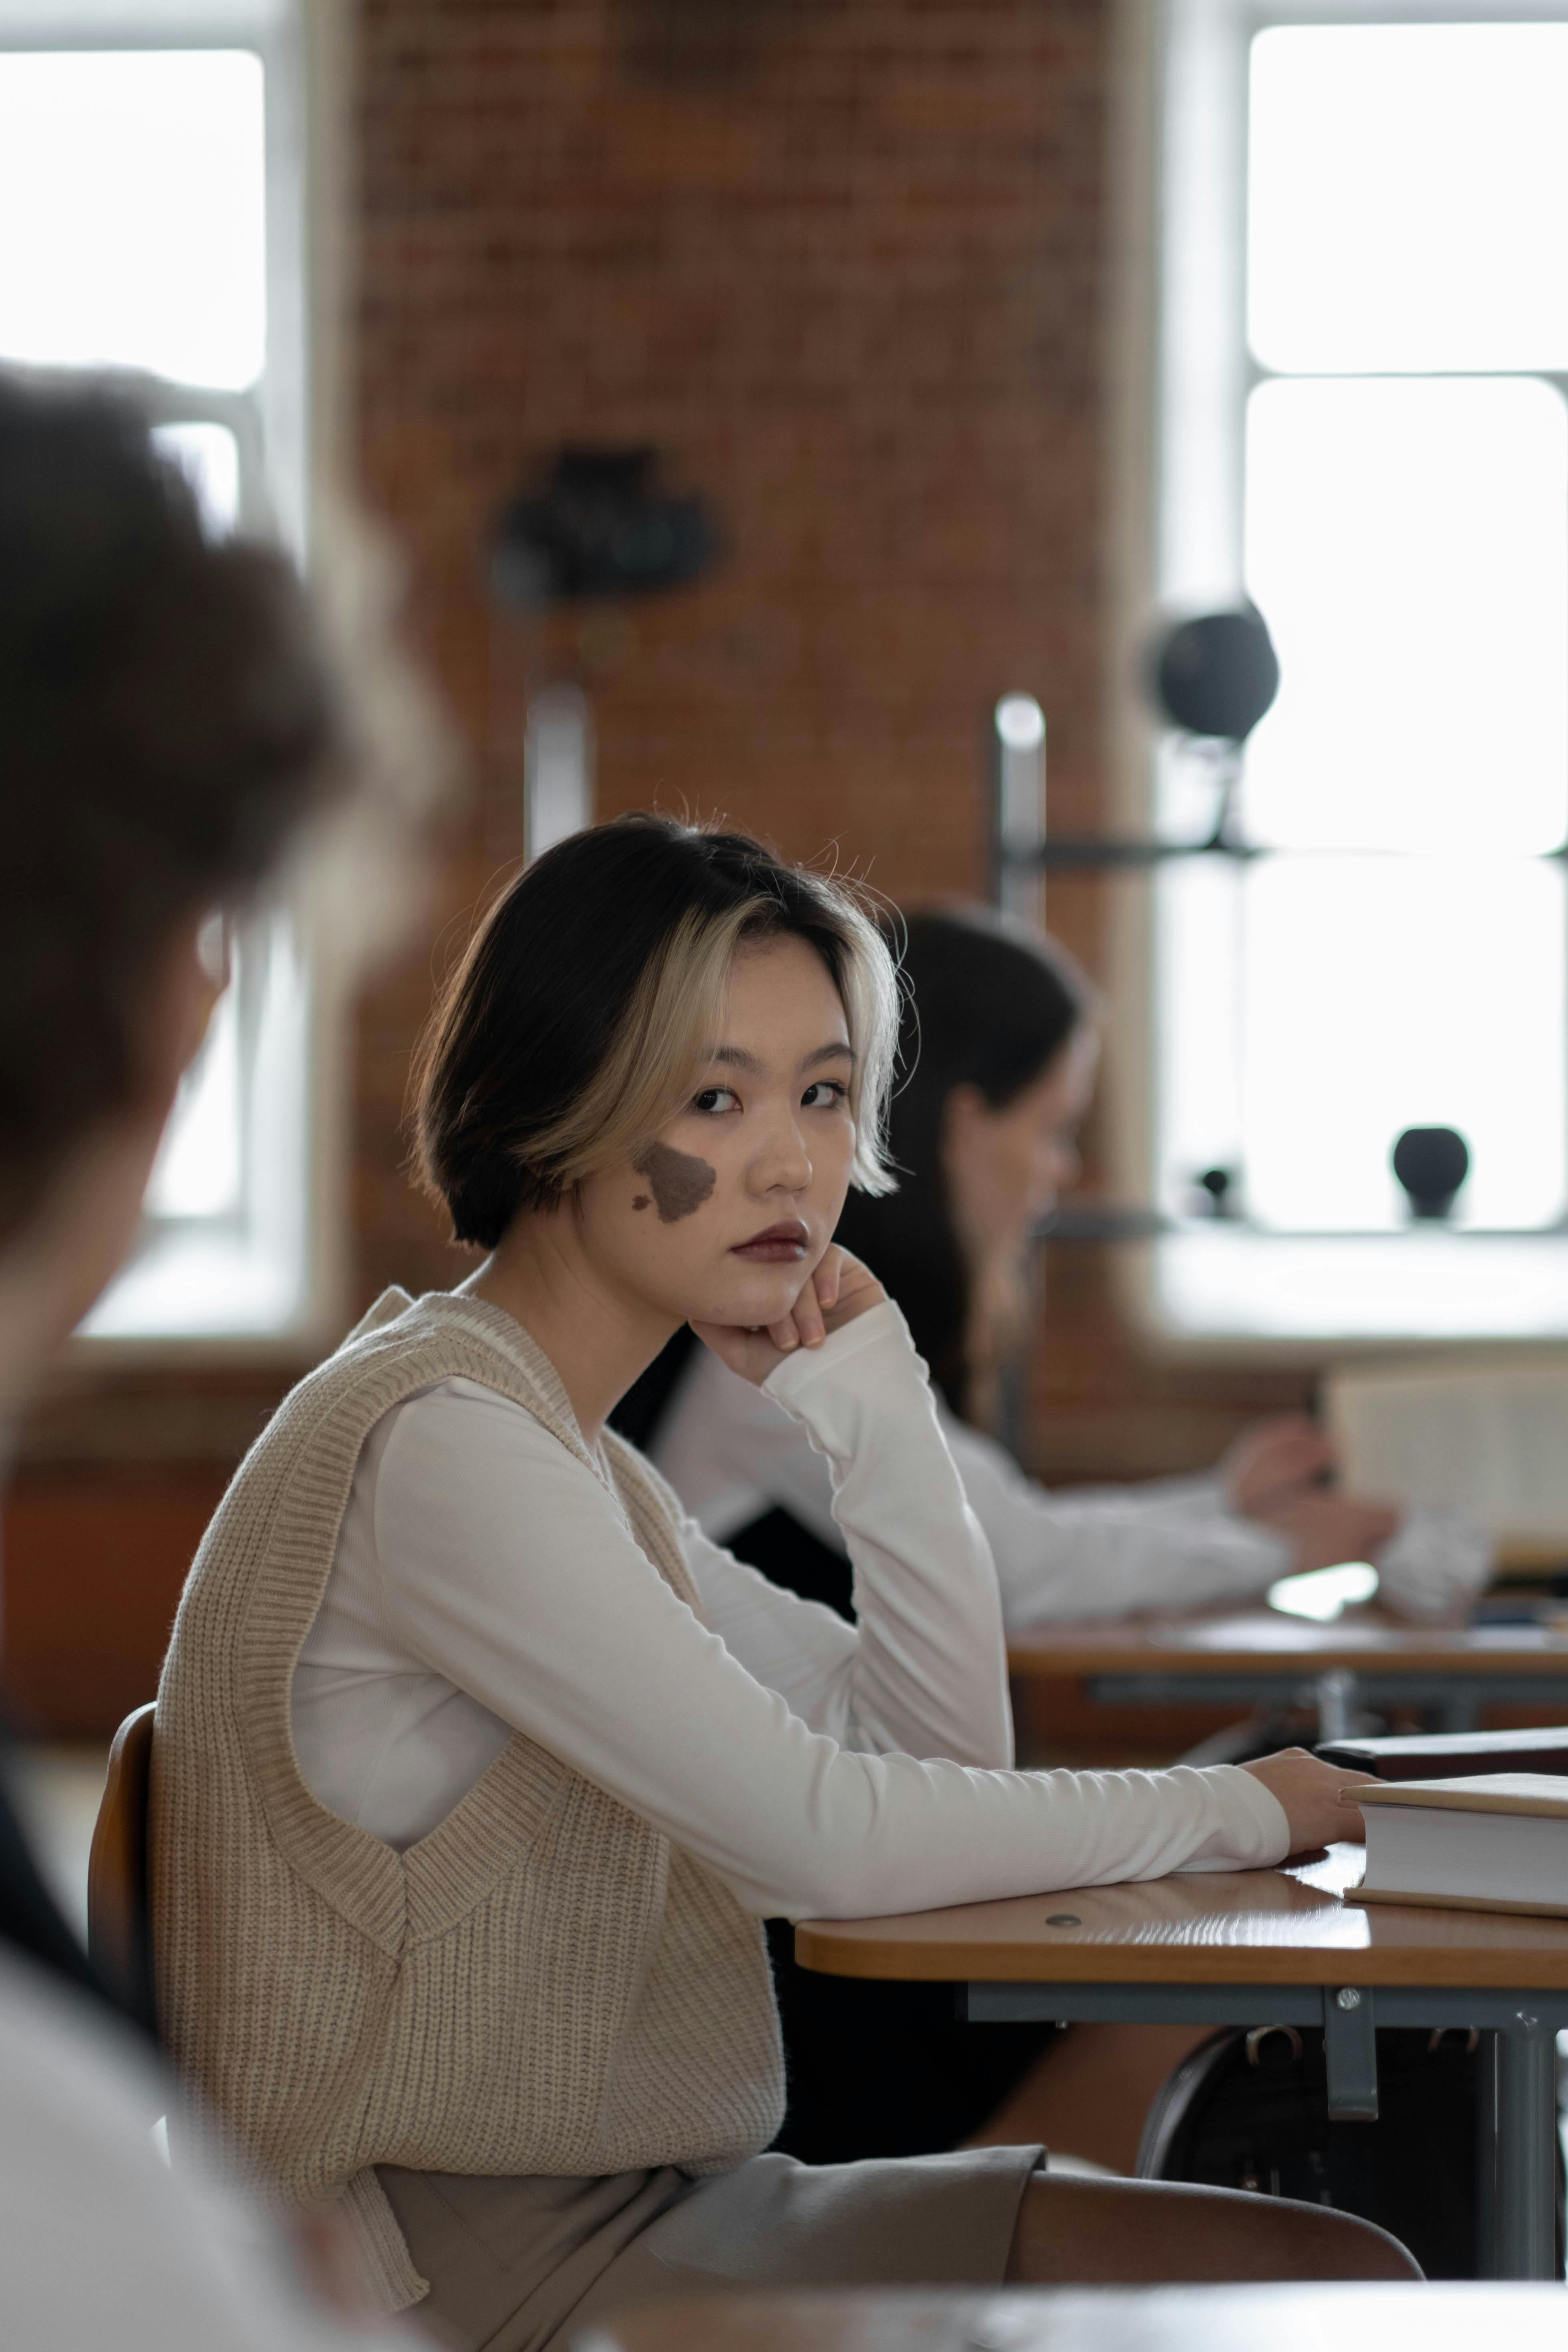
352,0,1117,1295
350,0,1310,1439
5,1,1317,1734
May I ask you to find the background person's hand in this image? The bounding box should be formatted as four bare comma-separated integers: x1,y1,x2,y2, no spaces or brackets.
693,1245,888,1387
1258,1490,1400,1576
1222,1413,1337,1519
1240,1747,1377,1851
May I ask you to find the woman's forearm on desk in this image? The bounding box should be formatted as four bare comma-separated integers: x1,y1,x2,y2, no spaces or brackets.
371,1387,1290,1921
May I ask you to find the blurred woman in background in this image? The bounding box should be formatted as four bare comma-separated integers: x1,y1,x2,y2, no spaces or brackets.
640,905,1488,1633
622,905,1487,2172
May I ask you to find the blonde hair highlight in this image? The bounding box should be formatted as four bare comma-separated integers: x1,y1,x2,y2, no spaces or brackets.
522,886,900,1199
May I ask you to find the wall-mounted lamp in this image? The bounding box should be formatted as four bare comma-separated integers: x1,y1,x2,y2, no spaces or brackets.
992,693,1046,927
490,449,723,861
493,448,719,608
989,605,1283,888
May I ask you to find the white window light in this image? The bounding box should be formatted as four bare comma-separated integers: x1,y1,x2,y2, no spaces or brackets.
1247,22,1568,379
0,3,325,1346
1143,3,1568,1346
153,418,245,536
89,910,312,1340
0,48,266,388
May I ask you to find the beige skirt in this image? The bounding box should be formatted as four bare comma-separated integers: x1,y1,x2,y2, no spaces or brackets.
377,2144,1044,2352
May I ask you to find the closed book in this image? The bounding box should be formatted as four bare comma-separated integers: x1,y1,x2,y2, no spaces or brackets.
1318,1726,1568,1781
1352,1775,1568,1918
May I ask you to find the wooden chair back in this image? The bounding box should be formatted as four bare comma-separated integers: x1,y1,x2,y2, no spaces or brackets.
87,1701,157,2034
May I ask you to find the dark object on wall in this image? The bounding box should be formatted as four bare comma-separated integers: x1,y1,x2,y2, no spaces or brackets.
491,449,720,607
1139,2023,1513,2279
1150,606,1281,745
616,0,807,87
1391,1125,1470,1220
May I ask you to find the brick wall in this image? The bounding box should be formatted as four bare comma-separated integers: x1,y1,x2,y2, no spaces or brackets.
6,0,1313,1733
354,0,1119,1299
350,0,1311,1429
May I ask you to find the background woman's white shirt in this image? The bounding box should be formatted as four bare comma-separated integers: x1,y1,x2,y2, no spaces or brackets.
291,1300,1289,1917
653,1341,1489,1624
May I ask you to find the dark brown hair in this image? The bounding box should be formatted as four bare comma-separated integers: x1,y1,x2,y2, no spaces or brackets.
835,907,1092,1418
0,374,343,1247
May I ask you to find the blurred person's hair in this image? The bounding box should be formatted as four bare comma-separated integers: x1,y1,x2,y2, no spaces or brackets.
835,907,1094,1420
415,815,900,1249
0,373,346,1248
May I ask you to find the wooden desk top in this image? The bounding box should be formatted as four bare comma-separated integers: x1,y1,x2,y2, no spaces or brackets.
795,1845,1568,1988
590,2283,1568,2352
1006,1606,1568,1680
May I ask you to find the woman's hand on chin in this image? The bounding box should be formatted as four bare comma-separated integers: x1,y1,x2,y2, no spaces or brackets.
692,1246,888,1386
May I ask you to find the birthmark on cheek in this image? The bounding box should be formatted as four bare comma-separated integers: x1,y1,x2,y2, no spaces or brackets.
633,1142,717,1224
632,1194,651,1211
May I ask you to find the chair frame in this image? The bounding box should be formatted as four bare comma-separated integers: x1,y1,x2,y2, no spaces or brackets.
87,1701,158,2036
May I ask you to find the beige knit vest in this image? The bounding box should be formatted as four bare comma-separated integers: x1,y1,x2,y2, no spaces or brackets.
150,1288,784,2312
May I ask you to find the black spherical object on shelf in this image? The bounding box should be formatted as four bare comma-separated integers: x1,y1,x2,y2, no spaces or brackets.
1391,1126,1471,1221
1196,1166,1236,1218
1150,608,1281,745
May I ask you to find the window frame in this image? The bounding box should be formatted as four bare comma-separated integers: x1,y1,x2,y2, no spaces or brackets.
0,0,352,1356
1108,0,1568,1354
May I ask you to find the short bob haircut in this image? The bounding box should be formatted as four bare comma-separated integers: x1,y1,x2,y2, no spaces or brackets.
415,815,900,1249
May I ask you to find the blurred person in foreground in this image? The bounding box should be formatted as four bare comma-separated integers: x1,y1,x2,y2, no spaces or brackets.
0,372,423,2347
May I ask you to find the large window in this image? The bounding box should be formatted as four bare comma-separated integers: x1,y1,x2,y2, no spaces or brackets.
1147,2,1568,1340
0,2,322,1340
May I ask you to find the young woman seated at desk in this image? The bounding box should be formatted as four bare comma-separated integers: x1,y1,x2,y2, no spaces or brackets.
632,907,1488,1632
153,819,1413,2347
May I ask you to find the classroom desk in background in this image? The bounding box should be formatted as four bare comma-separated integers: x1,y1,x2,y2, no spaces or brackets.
586,2284,1567,2352
1006,1608,1568,1745
796,1846,1568,2282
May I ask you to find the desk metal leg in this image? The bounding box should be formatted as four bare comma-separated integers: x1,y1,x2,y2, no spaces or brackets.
1490,2016,1560,2280
1476,2034,1498,2278
964,1981,1566,2277
1314,1671,1360,1745
1322,1986,1378,2119
1311,1671,1480,1739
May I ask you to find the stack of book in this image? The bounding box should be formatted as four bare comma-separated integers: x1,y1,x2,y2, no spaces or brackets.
1352,1775,1568,1917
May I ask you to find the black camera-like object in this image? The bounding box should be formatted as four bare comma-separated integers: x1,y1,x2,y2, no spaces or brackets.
492,449,719,607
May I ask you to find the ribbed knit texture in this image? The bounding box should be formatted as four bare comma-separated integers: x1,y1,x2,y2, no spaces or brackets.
150,1288,784,2313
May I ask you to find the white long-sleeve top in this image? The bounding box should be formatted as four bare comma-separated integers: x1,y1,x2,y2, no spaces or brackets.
652,1340,1491,1626
291,1300,1289,1917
